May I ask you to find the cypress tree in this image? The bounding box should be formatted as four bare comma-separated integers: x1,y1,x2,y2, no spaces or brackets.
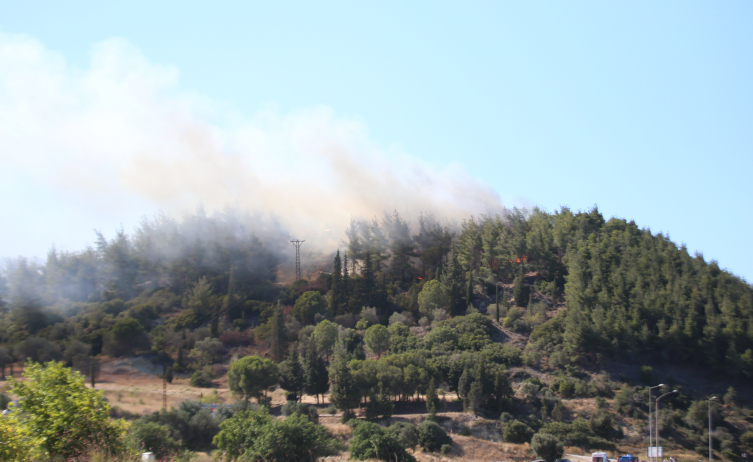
343,251,351,313
513,273,530,307
457,367,471,400
303,342,329,404
210,311,219,338
270,301,286,362
176,345,184,371
441,245,466,316
426,378,439,420
467,269,473,307
279,347,304,401
495,284,500,322
360,251,375,308
165,366,173,384
329,349,360,422
331,250,342,316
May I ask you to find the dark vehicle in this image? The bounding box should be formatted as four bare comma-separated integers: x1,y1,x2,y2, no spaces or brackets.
619,455,639,462
555,459,572,462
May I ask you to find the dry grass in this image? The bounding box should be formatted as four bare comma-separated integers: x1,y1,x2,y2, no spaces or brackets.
322,422,353,443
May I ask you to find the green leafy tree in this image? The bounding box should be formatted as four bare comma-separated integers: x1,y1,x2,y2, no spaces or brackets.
103,317,148,356
8,361,126,459
213,410,272,461
0,415,30,461
314,319,339,361
364,324,390,358
227,356,278,402
236,413,338,462
531,432,564,462
293,291,326,325
417,279,450,318
349,420,417,462
128,420,181,459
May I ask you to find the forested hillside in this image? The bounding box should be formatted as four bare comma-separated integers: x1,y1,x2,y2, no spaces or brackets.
2,206,753,461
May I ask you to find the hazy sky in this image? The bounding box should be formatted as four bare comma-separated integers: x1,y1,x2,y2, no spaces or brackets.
1,2,752,281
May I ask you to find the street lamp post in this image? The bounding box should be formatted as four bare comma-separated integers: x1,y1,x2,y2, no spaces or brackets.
656,390,678,462
709,396,718,462
649,384,665,462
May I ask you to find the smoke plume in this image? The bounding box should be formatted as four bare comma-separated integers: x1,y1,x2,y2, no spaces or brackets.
0,33,505,260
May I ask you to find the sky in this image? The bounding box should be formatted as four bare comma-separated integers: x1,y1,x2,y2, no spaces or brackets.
1,1,752,281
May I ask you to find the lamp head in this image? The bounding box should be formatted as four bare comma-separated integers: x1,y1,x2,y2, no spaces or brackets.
710,396,718,400
672,389,678,393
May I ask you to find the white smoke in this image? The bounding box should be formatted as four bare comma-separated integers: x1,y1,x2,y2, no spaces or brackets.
0,32,505,257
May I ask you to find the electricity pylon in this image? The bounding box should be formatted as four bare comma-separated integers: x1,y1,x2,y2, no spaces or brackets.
290,239,305,281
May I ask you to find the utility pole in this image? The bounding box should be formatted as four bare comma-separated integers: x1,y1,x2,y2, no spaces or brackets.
290,239,305,281
709,396,718,462
656,389,678,462
649,383,665,462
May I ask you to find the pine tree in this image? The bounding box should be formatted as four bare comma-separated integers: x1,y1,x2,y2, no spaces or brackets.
467,269,473,307
270,301,286,362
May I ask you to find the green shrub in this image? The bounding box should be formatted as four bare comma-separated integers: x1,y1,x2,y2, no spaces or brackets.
349,421,416,462
236,413,338,461
417,420,452,452
503,419,534,444
281,401,319,423
0,392,10,410
740,430,753,453
639,365,655,384
531,432,564,462
559,380,574,397
461,426,472,436
128,420,182,459
386,422,418,451
213,410,272,461
441,443,453,455
190,369,214,388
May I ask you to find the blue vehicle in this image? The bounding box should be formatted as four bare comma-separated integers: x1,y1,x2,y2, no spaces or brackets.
619,455,640,462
